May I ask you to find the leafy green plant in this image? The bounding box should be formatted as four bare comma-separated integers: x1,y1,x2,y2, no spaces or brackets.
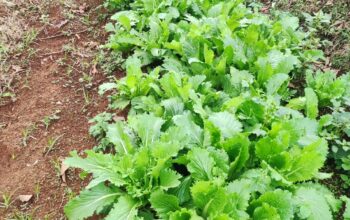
64,0,350,219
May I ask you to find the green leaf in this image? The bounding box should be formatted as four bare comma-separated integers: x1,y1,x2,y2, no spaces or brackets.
169,208,203,220
250,189,294,220
187,148,214,180
301,183,341,213
98,82,117,95
64,184,119,220
150,190,180,218
216,56,227,75
105,22,115,32
294,186,333,220
64,151,124,188
253,203,280,220
268,50,300,74
255,136,288,168
208,147,230,175
265,73,289,95
208,111,242,139
191,181,228,217
129,114,165,147
283,139,327,182
107,121,134,154
238,100,265,125
303,50,324,62
159,169,181,190
151,140,181,159
159,72,191,101
287,97,306,110
305,88,319,119
118,15,132,31
279,14,299,30
222,134,250,178
173,112,203,145
341,196,350,220
169,177,192,204
227,179,253,210
161,98,185,116
105,196,138,220
204,44,214,65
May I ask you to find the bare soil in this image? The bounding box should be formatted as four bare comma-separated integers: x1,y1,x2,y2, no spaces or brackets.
0,0,110,219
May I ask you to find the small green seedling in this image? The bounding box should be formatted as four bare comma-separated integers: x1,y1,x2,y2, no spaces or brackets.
82,87,90,105
0,192,14,209
51,159,62,181
34,183,41,200
22,123,37,147
64,188,76,201
44,135,64,156
42,110,61,130
11,210,35,220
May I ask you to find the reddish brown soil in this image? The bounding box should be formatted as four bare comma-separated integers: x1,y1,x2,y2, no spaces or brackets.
0,0,110,218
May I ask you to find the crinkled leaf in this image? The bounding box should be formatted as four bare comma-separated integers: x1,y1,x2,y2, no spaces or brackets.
250,189,294,220
64,184,119,220
107,121,134,154
305,88,319,119
129,114,165,147
169,208,203,220
173,112,203,145
253,203,280,220
187,148,214,180
266,73,289,95
105,196,138,220
342,196,350,220
208,111,242,139
64,151,124,187
169,177,192,204
191,181,228,217
283,139,327,182
150,190,180,218
159,169,181,190
98,82,117,95
222,134,250,178
294,186,333,220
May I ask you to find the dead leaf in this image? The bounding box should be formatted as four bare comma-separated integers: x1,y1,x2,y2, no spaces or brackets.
79,4,87,13
260,6,270,14
75,52,89,58
18,195,33,202
55,20,69,29
326,0,333,5
113,116,125,121
61,162,69,183
91,64,98,75
26,160,39,167
73,3,87,14
84,41,98,49
11,65,23,73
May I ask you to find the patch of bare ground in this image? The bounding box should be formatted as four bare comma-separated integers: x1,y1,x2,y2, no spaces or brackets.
0,0,111,218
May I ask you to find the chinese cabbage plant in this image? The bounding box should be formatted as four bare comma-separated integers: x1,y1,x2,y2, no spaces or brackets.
64,0,350,219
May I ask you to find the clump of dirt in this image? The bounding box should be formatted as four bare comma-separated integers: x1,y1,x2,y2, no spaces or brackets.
0,0,113,218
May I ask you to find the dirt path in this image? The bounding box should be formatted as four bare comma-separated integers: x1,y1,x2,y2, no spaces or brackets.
0,0,108,218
